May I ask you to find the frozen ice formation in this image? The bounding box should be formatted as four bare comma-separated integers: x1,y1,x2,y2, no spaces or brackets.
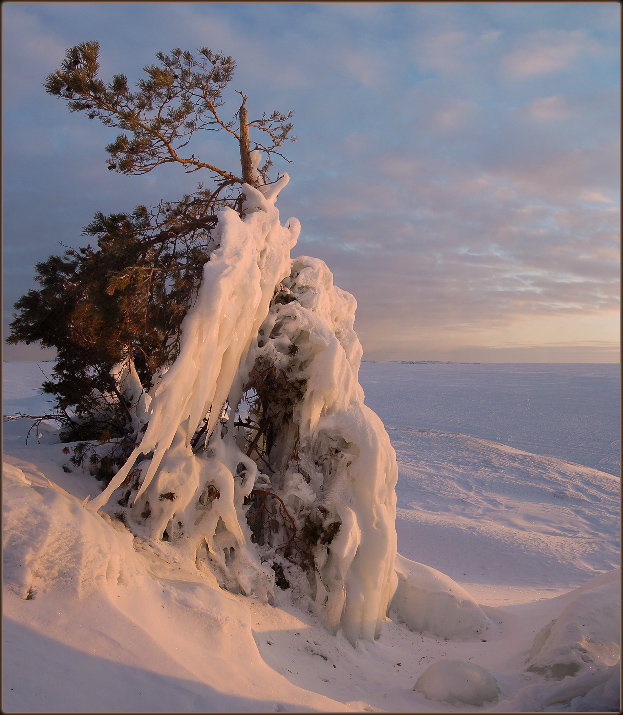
86,167,398,642
414,659,500,706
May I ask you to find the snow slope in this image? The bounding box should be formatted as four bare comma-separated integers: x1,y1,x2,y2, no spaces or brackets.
2,361,620,712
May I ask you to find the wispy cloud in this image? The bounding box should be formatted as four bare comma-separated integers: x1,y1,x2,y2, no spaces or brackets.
429,99,478,133
415,30,470,74
501,29,597,79
520,95,575,122
1,5,67,104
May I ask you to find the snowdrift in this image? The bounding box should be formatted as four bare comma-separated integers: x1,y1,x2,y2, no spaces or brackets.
3,449,619,712
3,458,137,602
390,554,490,640
525,570,620,680
2,455,349,713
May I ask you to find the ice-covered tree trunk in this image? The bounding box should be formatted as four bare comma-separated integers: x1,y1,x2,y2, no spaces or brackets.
245,256,398,642
88,171,398,643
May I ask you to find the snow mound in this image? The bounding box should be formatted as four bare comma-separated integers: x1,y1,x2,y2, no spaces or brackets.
389,554,489,640
525,569,620,680
505,664,620,712
1,456,350,713
414,658,500,705
2,457,137,601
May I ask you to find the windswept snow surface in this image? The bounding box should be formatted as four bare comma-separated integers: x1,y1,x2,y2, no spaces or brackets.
2,360,620,712
359,361,620,606
359,361,620,476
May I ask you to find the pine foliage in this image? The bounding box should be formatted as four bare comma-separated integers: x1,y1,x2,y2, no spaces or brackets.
8,42,295,446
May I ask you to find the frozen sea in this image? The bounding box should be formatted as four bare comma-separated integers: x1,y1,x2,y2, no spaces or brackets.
360,361,620,476
359,361,620,597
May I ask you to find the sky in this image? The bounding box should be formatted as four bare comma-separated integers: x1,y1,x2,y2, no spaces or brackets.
2,1,620,363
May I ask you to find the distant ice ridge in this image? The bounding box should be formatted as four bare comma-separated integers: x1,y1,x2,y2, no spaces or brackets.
86,170,398,643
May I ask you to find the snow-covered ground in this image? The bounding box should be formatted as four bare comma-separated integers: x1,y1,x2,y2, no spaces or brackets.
2,360,620,712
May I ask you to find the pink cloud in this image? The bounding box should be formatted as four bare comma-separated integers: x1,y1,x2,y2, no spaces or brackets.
430,99,477,132
501,29,596,79
520,95,575,122
414,30,469,73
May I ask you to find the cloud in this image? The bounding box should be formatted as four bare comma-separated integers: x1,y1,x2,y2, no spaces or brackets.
340,49,386,89
298,138,620,360
437,342,620,364
1,5,67,105
408,20,506,84
319,2,387,22
428,99,478,133
520,95,575,122
501,29,596,79
415,30,469,73
490,143,619,206
578,190,615,205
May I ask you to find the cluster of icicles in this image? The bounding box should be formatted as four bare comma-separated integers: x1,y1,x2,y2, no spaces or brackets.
87,167,398,644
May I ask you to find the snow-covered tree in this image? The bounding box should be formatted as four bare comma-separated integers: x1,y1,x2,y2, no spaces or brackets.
86,172,398,642
9,43,399,643
8,42,293,447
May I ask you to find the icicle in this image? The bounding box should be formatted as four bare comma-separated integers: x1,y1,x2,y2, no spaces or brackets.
88,172,299,513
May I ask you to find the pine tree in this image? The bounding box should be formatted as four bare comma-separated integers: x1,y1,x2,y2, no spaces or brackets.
9,43,400,644
8,41,295,449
